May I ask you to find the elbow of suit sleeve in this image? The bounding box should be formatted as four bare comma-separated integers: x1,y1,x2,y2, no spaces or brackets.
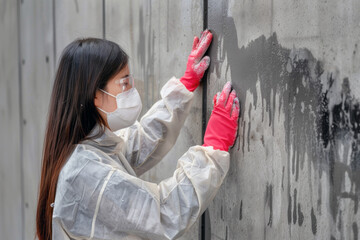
128,77,196,175
156,145,230,239
160,77,194,114
177,146,230,213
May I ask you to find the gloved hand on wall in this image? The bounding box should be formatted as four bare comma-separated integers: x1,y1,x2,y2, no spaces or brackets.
203,82,240,151
180,29,213,92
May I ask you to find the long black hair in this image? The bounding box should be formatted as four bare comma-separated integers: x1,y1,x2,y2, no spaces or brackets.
36,38,128,240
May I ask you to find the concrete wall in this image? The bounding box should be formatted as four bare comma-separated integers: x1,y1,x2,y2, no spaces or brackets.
104,1,204,239
0,0,22,239
1,0,360,239
206,0,360,239
0,0,202,239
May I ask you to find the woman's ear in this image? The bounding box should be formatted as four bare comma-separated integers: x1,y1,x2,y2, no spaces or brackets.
94,90,109,127
94,90,102,108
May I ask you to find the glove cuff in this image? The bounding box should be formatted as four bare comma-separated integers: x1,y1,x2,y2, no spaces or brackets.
203,107,238,151
179,76,199,92
202,143,228,151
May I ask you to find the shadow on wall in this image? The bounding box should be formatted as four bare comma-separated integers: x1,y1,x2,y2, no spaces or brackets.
210,14,360,237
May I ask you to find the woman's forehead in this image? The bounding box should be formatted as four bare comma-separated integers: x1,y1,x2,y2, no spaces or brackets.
114,65,129,78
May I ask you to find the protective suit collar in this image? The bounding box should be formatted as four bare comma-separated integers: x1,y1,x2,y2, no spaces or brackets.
83,123,136,175
83,124,125,154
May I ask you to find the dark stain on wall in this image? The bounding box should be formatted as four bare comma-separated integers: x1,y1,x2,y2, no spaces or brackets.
225,225,228,240
293,188,297,225
353,222,358,240
288,193,292,225
265,183,273,227
298,204,304,226
321,76,360,220
221,204,224,220
239,200,242,220
208,0,360,236
311,207,317,235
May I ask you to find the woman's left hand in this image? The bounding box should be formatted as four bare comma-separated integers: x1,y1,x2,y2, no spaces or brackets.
180,29,213,92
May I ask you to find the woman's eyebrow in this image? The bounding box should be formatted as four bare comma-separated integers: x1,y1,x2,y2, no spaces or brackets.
120,74,129,79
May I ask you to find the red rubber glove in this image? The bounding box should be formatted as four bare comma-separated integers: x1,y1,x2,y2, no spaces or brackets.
180,29,213,92
203,82,240,151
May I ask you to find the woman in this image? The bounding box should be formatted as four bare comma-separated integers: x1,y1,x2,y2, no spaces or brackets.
36,30,239,240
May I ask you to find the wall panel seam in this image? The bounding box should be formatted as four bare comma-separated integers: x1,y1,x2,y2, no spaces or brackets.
102,0,106,39
201,0,209,239
53,0,57,68
16,0,25,239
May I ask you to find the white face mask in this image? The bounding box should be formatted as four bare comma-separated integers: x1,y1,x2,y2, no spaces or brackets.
97,88,142,131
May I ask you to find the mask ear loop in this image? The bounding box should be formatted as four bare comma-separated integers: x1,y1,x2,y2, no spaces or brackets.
99,88,117,98
97,89,116,114
97,107,109,114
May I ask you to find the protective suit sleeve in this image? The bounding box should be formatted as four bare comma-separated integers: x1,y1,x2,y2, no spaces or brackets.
55,145,229,240
117,77,194,176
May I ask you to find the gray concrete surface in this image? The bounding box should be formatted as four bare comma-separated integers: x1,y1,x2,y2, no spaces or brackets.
1,0,202,239
104,1,204,239
206,0,360,239
55,0,103,60
0,0,22,239
18,0,55,237
2,0,360,239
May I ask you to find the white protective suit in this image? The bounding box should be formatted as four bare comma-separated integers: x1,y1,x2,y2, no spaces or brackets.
52,77,230,240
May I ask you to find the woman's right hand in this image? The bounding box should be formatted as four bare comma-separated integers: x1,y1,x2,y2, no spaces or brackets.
180,29,213,92
203,82,240,151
